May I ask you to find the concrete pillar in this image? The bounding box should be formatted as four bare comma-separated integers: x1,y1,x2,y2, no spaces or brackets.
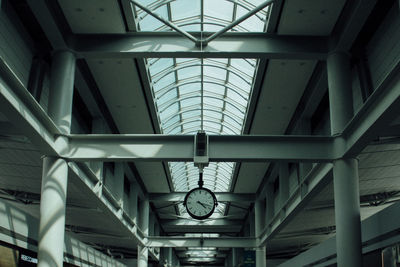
149,212,155,236
38,50,75,267
38,157,68,267
129,182,139,224
333,159,362,267
328,52,362,267
266,182,274,224
138,245,149,267
279,163,289,210
327,52,353,135
47,51,76,134
90,118,106,179
232,248,238,267
114,163,124,207
255,200,266,267
138,198,149,267
168,247,173,267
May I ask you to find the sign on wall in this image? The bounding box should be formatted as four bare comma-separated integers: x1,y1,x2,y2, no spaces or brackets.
243,250,255,267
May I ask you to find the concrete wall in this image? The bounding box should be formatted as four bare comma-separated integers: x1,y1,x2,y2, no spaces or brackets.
0,1,33,88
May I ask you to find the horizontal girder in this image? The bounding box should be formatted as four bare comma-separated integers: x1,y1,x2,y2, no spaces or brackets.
64,134,337,162
68,33,329,59
150,192,255,202
147,237,258,248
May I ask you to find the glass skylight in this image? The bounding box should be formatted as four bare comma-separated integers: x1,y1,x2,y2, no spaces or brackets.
148,57,257,197
134,0,270,32
149,57,258,216
134,1,269,218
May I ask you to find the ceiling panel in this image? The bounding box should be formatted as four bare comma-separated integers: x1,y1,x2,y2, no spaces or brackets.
86,58,170,193
250,60,317,134
278,0,347,35
235,60,316,193
234,162,269,193
58,0,126,33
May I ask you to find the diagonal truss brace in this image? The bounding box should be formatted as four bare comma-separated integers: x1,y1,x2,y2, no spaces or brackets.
130,0,274,47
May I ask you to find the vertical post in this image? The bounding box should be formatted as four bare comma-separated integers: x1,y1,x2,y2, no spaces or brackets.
265,182,274,225
38,157,68,267
47,51,76,134
327,52,353,135
333,158,361,266
328,52,362,267
168,247,173,267
38,50,75,267
129,182,139,225
149,212,155,236
138,198,149,267
90,118,106,179
232,248,238,267
114,163,125,207
255,199,266,267
279,163,289,211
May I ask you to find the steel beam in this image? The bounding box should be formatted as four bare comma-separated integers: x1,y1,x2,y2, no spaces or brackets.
259,163,333,246
147,237,258,248
331,0,378,51
177,251,227,258
161,219,243,227
343,62,400,157
65,134,336,162
0,58,59,156
149,193,255,202
161,219,243,233
68,33,328,59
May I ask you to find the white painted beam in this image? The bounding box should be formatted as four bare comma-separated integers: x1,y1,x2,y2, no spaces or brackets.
65,134,337,162
69,33,329,59
147,237,258,248
149,193,255,202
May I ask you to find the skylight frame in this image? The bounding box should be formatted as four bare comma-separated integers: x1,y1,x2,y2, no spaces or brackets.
134,0,270,32
134,1,269,220
148,56,259,210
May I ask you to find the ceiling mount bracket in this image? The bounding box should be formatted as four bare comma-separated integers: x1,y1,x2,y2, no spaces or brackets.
194,130,209,169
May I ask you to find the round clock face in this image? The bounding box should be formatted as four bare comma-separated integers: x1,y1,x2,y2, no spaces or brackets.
184,187,217,220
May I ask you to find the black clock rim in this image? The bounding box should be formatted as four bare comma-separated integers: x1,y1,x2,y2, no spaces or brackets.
183,187,217,220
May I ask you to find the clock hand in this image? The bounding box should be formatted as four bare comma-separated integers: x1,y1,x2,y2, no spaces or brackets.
197,201,211,208
197,201,208,209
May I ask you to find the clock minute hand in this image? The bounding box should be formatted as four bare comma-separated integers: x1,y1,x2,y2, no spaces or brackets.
197,201,208,208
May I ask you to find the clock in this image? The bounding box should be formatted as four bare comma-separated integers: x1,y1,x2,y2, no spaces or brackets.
184,187,217,220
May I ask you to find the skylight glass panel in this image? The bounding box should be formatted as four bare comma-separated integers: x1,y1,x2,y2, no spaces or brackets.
133,0,270,32
204,0,233,22
170,0,201,20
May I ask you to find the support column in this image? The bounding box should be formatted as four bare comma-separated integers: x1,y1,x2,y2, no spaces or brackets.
327,52,353,135
129,182,139,224
138,198,149,267
255,199,266,267
333,159,362,267
38,157,68,267
279,163,289,211
38,50,75,267
114,163,124,207
328,52,362,267
232,248,238,267
90,118,106,179
47,51,76,134
168,247,173,267
265,182,274,225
